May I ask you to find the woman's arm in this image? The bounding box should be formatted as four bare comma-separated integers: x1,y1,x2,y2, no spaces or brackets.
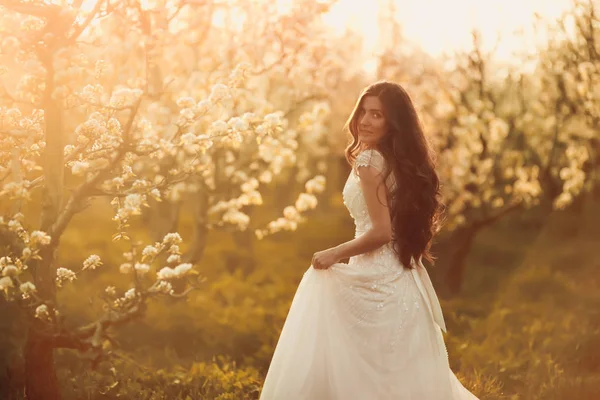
312,162,392,269
334,163,392,258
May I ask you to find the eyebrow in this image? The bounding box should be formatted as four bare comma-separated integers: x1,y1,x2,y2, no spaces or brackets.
361,105,382,112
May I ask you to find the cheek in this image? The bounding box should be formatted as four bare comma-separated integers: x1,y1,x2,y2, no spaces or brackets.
375,120,387,137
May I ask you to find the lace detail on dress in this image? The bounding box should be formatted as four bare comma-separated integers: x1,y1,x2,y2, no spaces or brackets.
343,149,396,239
354,148,385,173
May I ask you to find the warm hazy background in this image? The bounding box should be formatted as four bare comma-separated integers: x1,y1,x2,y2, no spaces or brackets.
0,0,598,399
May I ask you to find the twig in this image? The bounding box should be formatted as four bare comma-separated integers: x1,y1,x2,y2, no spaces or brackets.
50,98,142,242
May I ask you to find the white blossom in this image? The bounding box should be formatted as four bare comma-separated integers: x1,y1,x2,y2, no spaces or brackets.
0,276,13,291
56,268,77,286
247,190,263,205
155,280,173,294
223,209,250,229
210,120,229,135
157,266,176,280
259,170,273,183
305,175,326,194
241,178,259,193
283,206,300,221
30,231,51,246
19,281,36,299
180,108,195,120
174,263,192,276
35,304,49,319
264,112,282,127
157,262,192,280
176,96,196,109
124,288,136,300
119,263,132,274
105,286,116,296
167,254,181,264
228,116,249,132
142,245,159,259
2,265,19,277
149,188,162,201
295,193,318,212
83,254,102,270
134,263,150,275
196,99,211,114
123,194,144,214
163,233,182,245
209,83,229,103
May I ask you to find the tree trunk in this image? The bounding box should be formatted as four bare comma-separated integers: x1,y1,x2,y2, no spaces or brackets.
445,225,479,295
445,204,521,294
24,322,60,400
184,187,209,264
232,206,256,275
24,56,63,400
0,298,26,400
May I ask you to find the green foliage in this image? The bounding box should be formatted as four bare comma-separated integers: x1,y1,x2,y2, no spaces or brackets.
57,356,261,400
443,202,600,399
42,197,600,399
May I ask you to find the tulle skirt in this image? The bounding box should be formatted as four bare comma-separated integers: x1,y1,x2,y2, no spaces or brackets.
260,255,479,400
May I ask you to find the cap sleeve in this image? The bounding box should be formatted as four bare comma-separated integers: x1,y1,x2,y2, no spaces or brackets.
354,149,385,173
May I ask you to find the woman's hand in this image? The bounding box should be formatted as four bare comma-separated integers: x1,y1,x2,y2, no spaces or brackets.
311,247,341,270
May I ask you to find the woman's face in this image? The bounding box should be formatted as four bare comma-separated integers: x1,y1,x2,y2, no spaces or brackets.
357,95,387,148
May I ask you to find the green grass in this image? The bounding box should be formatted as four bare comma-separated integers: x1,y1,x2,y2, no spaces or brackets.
2,192,599,399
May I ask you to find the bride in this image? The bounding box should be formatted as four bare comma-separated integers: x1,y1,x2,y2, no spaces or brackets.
259,81,480,400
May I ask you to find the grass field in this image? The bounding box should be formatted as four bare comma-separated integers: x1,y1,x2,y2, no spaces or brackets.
2,192,599,399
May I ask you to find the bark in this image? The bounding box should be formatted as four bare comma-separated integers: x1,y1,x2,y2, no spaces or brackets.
231,206,256,275
25,59,63,399
24,321,60,400
184,187,209,264
445,225,479,294
0,298,26,400
445,204,521,294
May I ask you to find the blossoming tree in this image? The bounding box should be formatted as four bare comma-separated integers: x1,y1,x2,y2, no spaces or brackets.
376,0,599,293
0,0,357,398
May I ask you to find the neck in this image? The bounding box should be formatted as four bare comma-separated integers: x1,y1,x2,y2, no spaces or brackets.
360,143,378,151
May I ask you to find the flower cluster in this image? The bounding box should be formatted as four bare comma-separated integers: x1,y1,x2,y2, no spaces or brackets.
255,175,325,239
82,254,103,271
56,267,77,287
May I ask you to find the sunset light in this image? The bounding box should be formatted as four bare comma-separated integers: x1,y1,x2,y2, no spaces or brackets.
322,0,571,59
0,0,598,399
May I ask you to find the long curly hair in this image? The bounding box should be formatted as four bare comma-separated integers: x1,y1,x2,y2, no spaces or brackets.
344,81,444,269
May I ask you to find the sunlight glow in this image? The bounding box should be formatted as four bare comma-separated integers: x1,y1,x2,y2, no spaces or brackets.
322,0,571,60
76,0,572,70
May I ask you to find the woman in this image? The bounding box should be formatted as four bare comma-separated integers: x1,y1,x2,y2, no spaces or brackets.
260,81,479,400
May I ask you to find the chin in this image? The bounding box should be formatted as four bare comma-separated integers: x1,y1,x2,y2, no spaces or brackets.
359,137,376,146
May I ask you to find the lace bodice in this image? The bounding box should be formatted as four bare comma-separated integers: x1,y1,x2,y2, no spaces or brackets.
338,149,447,333
342,149,396,238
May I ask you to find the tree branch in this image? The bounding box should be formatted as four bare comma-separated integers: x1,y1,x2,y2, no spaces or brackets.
50,98,142,242
68,0,105,43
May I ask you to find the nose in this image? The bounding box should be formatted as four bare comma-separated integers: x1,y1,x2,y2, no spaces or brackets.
359,113,371,128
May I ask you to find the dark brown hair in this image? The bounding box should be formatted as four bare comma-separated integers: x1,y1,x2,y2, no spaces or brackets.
344,80,444,269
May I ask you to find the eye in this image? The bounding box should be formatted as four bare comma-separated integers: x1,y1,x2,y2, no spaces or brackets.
372,111,382,119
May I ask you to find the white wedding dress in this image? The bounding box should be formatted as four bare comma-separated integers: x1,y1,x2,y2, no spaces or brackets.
260,149,479,400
